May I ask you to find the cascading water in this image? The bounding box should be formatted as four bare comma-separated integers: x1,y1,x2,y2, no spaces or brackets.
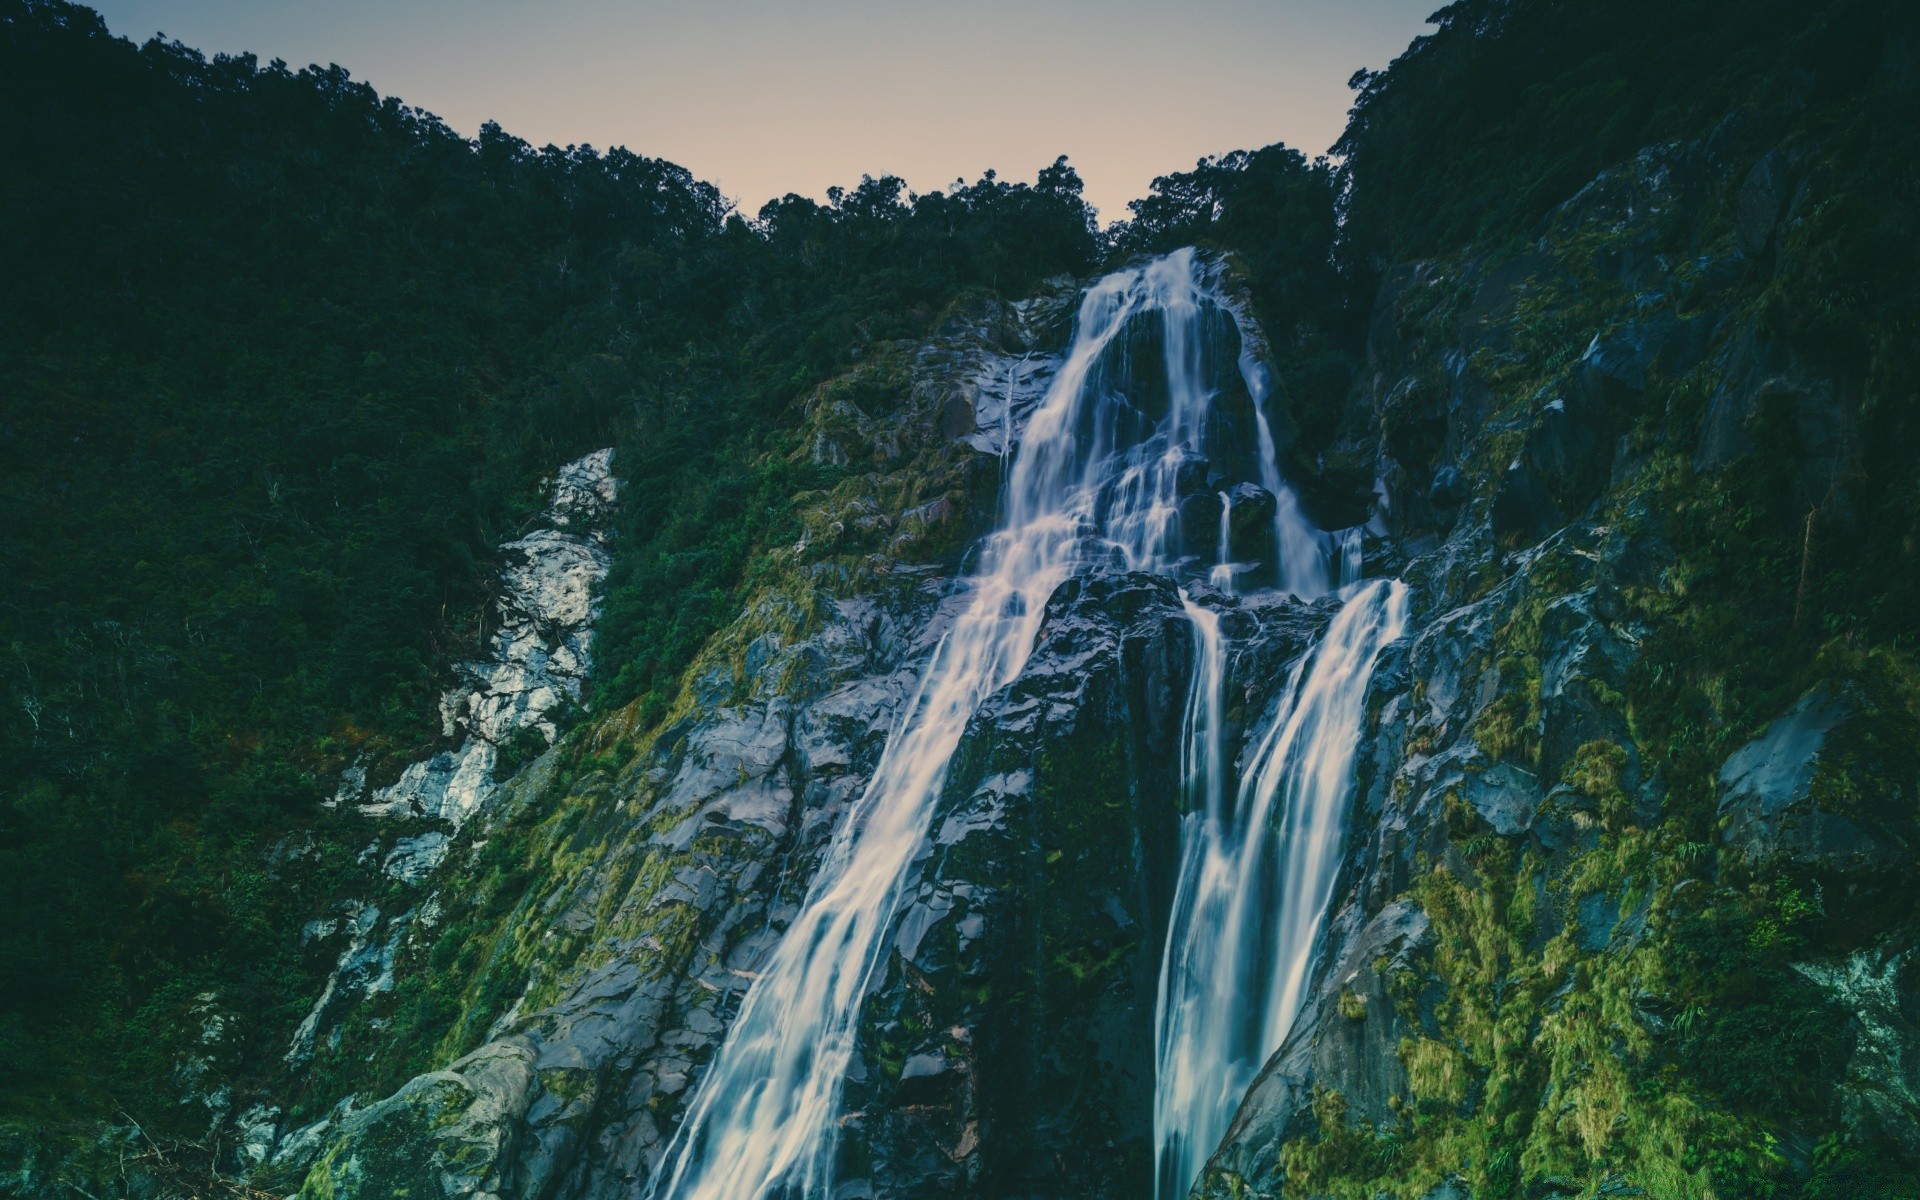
1209,491,1234,593
1337,525,1365,589
1244,349,1329,597
646,247,1334,1200
1152,578,1409,1198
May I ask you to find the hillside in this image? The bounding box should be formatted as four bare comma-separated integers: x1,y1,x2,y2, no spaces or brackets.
3,0,1919,1197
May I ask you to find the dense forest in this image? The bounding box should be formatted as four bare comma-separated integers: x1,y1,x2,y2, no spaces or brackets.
3,0,1918,1195
0,0,1352,1141
0,0,1106,1131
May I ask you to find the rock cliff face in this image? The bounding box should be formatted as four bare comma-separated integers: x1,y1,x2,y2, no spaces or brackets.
268,449,619,1141
283,260,1371,1200
270,122,1920,1196
842,570,1198,1197
242,92,1918,1200
284,291,1075,1198
839,575,1330,1200
1193,130,1920,1198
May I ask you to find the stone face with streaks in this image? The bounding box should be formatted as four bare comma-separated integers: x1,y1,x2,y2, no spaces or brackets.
287,295,1076,1199
281,451,619,1089
366,446,618,827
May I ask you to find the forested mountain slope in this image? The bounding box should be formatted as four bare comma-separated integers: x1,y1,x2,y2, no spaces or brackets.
2,0,1918,1197
0,0,1097,1160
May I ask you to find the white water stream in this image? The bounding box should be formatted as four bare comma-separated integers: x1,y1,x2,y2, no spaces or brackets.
1153,578,1408,1198
647,248,1376,1200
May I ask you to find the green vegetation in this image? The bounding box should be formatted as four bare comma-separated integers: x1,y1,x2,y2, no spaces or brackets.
6,0,1920,1195
1335,0,1906,264
0,0,1099,1147
1264,2,1920,1194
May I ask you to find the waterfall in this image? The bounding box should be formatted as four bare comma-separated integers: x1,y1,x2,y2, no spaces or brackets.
1336,525,1366,590
646,247,1336,1200
1243,342,1327,600
1239,329,1368,597
1152,578,1409,1198
1208,491,1234,593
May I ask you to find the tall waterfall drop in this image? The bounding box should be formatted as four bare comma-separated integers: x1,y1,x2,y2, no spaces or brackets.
1153,579,1409,1198
646,248,1338,1199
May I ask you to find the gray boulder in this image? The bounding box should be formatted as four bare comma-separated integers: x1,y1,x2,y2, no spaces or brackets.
1718,684,1906,874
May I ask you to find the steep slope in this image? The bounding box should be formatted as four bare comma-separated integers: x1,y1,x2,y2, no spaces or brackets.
278,292,1059,1198
1194,6,1920,1194
6,1,1920,1198
0,0,1101,1172
282,253,1377,1200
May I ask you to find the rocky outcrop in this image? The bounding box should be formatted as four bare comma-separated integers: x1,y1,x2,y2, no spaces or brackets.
1719,684,1883,872
1493,317,1710,546
842,570,1198,1199
1793,949,1920,1158
823,563,1334,1200
297,582,952,1199
1224,483,1279,566
277,451,619,1086
1203,900,1432,1186
286,292,1088,1200
350,447,618,832
1191,124,1917,1198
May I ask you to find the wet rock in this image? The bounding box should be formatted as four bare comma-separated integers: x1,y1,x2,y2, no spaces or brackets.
1454,752,1545,836
1173,450,1212,498
896,1052,963,1107
1198,900,1433,1191
1535,588,1637,782
1717,684,1905,874
1574,890,1621,952
954,290,1072,457
1178,491,1224,562
1495,318,1706,547
1533,784,1604,856
1225,483,1277,565
846,569,1196,1200
1308,900,1432,1128
1426,464,1467,510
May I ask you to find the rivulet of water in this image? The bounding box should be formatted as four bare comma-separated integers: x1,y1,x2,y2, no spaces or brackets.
647,248,1338,1200
1152,578,1408,1198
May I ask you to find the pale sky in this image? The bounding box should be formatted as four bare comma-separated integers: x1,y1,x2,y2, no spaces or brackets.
86,0,1438,223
